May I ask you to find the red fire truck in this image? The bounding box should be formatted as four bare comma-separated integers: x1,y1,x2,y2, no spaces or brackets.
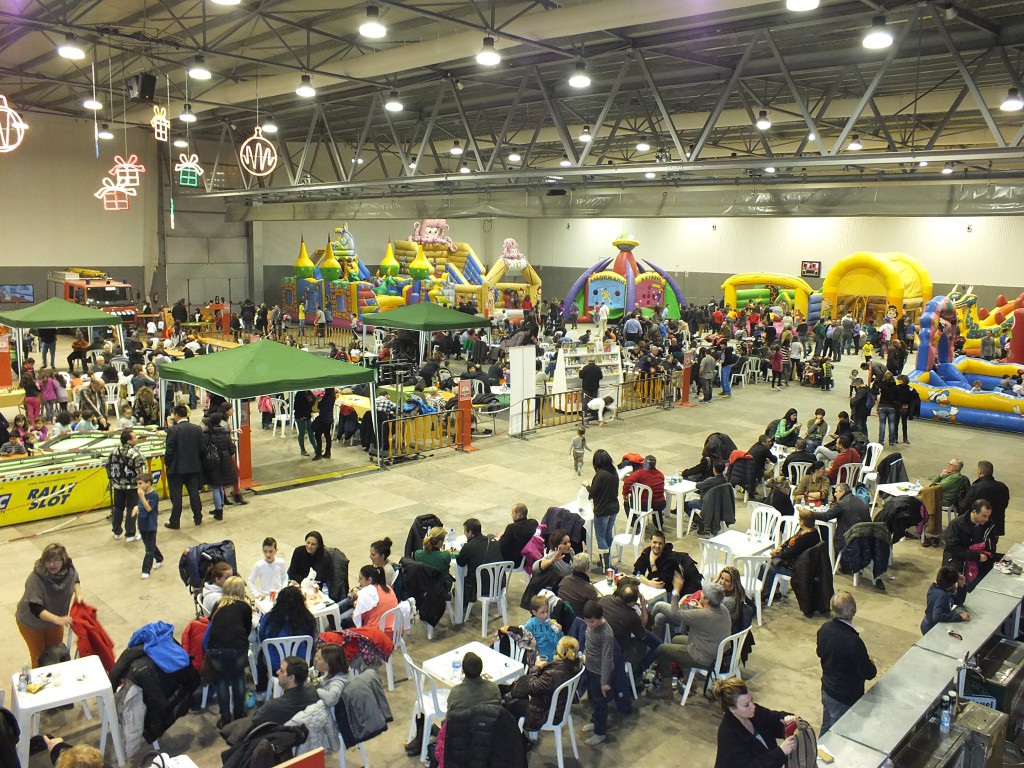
47,269,137,325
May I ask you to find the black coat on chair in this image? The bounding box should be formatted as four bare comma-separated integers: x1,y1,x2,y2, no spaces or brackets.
791,541,833,618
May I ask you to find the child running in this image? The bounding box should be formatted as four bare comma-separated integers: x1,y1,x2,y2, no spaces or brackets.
570,427,590,476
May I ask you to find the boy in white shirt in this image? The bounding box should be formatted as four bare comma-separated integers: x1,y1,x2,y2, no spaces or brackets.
247,537,288,598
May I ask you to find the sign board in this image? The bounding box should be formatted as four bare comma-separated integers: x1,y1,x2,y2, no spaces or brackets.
800,261,822,278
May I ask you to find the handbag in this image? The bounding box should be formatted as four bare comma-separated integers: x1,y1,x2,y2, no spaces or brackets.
200,653,216,684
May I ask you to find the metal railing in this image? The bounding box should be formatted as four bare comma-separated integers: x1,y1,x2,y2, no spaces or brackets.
381,411,458,459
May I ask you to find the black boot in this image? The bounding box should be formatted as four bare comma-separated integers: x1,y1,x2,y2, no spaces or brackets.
404,714,425,756
232,493,248,505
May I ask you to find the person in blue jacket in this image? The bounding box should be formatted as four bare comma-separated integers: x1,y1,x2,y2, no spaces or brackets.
921,565,970,634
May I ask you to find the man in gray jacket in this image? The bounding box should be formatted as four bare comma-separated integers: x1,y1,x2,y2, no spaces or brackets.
654,581,731,682
815,482,870,557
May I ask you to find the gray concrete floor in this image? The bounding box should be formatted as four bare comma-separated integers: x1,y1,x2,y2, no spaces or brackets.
3,335,1022,767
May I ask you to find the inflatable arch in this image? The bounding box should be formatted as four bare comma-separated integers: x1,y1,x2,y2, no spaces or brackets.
721,273,815,320
820,252,932,323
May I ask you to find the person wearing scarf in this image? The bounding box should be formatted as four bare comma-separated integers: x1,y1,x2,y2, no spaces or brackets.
16,543,83,666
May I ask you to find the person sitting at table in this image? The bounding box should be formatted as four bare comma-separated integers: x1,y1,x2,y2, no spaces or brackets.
600,583,660,683
201,562,234,616
312,643,350,709
345,565,398,630
622,455,667,530
781,438,815,477
250,655,319,728
287,530,334,589
814,483,870,557
504,636,582,739
247,537,288,599
792,461,830,505
684,459,730,523
715,567,749,628
524,595,564,662
943,500,996,591
456,518,501,608
825,435,860,484
654,581,731,688
712,677,797,768
498,503,539,567
762,508,821,602
921,565,970,635
558,553,600,619
414,527,455,588
257,585,317,694
633,529,696,594
447,651,501,713
537,529,575,579
369,537,398,587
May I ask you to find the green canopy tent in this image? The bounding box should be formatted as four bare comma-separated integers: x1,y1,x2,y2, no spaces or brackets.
157,339,382,470
0,297,127,372
369,301,485,364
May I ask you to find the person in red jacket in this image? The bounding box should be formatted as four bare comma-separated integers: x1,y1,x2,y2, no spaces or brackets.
622,455,667,530
826,435,861,484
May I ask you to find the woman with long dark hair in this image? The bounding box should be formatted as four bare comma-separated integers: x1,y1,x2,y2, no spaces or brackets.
774,408,800,447
258,585,316,691
288,530,333,588
588,449,619,570
346,564,398,630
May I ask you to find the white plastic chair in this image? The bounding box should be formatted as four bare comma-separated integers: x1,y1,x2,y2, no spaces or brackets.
612,506,654,566
733,555,770,626
699,539,732,581
271,397,292,437
519,669,584,768
260,635,314,699
405,652,450,766
815,519,840,575
859,441,884,490
380,603,411,691
493,635,528,666
778,515,799,544
787,462,813,501
730,359,748,389
103,383,121,418
837,462,861,487
679,627,751,706
463,561,514,637
748,506,781,543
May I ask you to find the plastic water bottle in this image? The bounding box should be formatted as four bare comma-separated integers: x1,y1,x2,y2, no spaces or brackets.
451,651,462,680
448,527,456,548
18,665,29,693
939,695,951,734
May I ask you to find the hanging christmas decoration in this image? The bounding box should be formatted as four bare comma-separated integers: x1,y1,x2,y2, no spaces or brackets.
174,153,204,187
150,105,170,142
238,126,277,177
94,178,137,211
0,95,28,154
109,154,146,187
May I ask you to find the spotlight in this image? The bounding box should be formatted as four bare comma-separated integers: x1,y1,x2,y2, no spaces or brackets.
210,0,242,5
863,16,893,50
786,0,819,9
755,110,771,130
644,171,656,179
508,150,521,162
179,103,197,123
635,136,650,152
384,90,403,112
359,5,387,38
295,74,316,98
568,61,590,89
261,114,278,134
459,161,471,174
559,156,572,167
579,125,592,143
173,136,189,148
450,140,463,157
188,55,211,81
764,166,776,174
96,123,114,140
83,97,103,110
848,135,862,151
807,131,816,141
1000,87,1023,112
476,36,501,66
942,162,954,174
58,34,85,61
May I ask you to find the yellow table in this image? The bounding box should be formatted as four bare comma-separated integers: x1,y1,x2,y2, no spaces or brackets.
0,388,25,409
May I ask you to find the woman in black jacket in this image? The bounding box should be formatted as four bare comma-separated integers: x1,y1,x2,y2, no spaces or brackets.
761,507,820,600
287,530,333,587
587,449,619,570
203,412,238,521
206,576,252,726
713,677,796,768
872,371,900,447
512,636,582,733
894,374,916,444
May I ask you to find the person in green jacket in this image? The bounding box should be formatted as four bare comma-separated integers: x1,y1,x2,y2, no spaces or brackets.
930,459,965,508
775,408,801,448
414,526,454,587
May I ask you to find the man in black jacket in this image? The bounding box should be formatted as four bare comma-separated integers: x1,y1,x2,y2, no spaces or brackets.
251,656,319,727
747,434,775,487
632,530,698,594
578,360,603,422
164,404,204,528
961,460,1010,544
498,503,538,566
456,518,501,606
943,500,996,589
816,591,876,735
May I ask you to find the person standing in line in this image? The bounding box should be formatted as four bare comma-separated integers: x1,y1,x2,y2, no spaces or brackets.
164,404,205,529
106,428,147,541
134,473,164,580
311,387,336,461
816,591,877,735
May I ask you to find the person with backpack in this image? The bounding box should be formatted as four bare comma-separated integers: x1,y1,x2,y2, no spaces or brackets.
106,428,147,541
816,591,876,735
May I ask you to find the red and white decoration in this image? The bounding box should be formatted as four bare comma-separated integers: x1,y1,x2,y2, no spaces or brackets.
109,154,146,187
93,178,137,211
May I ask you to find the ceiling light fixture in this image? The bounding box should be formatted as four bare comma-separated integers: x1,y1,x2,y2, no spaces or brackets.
476,36,501,66
848,134,863,151
408,162,416,170
261,114,278,134
863,16,893,49
173,136,189,148
96,123,114,140
295,74,316,98
568,60,591,89
384,90,403,112
559,156,572,167
635,136,650,152
786,0,819,10
353,156,364,164
83,97,103,110
359,5,387,38
579,125,592,143
508,150,521,162
765,166,776,174
57,34,86,60
179,103,196,123
210,0,241,5
686,144,694,159
1000,87,1024,112
188,55,211,80
644,171,656,179
450,140,463,157
459,161,471,174
942,161,954,174
755,110,771,130
807,131,816,141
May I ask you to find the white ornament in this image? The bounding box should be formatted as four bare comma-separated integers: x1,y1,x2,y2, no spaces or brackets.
0,95,28,153
239,126,277,177
109,154,146,187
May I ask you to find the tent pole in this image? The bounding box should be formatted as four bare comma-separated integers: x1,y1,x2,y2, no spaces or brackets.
15,328,23,376
159,378,167,425
370,380,382,469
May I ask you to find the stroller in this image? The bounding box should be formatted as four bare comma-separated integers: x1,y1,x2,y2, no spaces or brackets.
178,540,237,617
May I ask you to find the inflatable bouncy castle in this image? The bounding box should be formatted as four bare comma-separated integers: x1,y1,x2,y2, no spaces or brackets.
820,251,932,323
485,239,542,310
721,273,821,322
563,234,686,321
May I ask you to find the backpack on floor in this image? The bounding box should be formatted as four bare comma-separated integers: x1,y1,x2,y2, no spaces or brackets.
786,718,818,768
853,483,871,506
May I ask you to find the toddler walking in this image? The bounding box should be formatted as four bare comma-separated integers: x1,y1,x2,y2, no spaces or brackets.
570,427,590,475
134,473,164,579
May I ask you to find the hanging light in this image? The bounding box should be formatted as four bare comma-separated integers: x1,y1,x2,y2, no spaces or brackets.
848,134,863,151
96,122,114,140
559,156,572,167
83,97,103,110
918,159,928,167
210,0,242,5
786,0,819,10
764,166,776,174
295,74,316,98
58,34,86,60
635,136,650,152
942,162,954,174
579,125,592,143
686,144,694,159
568,61,590,89
450,140,463,157
173,136,189,148
459,161,471,174
863,16,893,49
1000,87,1024,112
384,90,403,112
179,103,197,123
755,110,771,130
476,36,501,66
188,55,211,81
644,171,656,179
354,156,364,164
408,162,416,170
508,149,521,162
261,114,278,134
359,5,387,39
807,131,816,141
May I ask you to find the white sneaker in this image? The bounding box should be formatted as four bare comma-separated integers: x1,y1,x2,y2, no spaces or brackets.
153,561,163,570
140,573,150,580
127,534,142,542
112,533,122,540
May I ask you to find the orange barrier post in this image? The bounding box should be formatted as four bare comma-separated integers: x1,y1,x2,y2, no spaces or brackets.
0,335,12,387
675,365,696,407
237,400,254,488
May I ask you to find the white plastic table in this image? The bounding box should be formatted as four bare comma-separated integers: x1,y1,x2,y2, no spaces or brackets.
12,654,127,767
708,529,774,562
664,477,698,538
870,480,921,514
422,641,526,687
254,589,343,632
594,577,666,604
